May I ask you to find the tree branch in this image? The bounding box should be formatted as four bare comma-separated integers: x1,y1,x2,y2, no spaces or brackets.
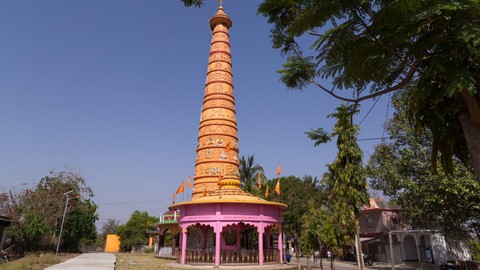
460,90,480,125
306,30,323,37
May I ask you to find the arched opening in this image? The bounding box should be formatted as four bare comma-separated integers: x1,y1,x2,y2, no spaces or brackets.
184,223,215,264
264,224,281,263
220,222,259,264
158,228,179,257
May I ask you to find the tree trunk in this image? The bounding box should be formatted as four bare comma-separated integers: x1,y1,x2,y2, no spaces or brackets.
457,91,480,182
318,239,324,270
355,229,365,270
295,241,301,270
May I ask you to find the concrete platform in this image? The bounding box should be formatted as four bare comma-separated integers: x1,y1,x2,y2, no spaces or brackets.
166,262,295,270
44,253,116,270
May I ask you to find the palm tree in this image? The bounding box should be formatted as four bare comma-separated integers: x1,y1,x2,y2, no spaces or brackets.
239,155,264,194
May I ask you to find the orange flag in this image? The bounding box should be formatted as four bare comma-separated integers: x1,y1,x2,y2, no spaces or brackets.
203,187,207,197
171,193,174,199
186,175,192,188
276,165,282,176
275,178,280,195
265,185,269,197
225,141,231,152
257,172,261,188
176,181,185,194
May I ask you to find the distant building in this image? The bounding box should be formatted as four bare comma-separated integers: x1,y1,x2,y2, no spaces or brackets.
154,210,181,258
104,234,120,253
0,215,13,250
359,198,471,264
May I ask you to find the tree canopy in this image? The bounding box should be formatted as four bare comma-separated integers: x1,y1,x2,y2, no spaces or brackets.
3,170,98,253
116,210,158,252
367,94,480,240
182,0,480,182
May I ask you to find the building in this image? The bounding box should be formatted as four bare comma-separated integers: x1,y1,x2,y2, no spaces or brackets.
359,198,471,264
155,210,181,258
0,215,13,250
161,3,286,267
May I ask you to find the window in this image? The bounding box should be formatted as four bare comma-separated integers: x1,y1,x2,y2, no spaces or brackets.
367,216,375,228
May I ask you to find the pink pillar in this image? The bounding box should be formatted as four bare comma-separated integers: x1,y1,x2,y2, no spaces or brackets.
236,226,241,250
180,229,187,264
266,227,271,250
258,224,264,265
278,225,283,263
202,227,207,250
215,224,221,267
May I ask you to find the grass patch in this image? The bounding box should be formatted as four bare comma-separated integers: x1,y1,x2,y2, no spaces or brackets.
114,253,176,270
0,253,78,270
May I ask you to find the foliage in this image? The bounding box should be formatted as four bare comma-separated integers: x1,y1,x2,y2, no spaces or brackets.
239,155,265,194
102,219,120,235
5,170,98,253
116,211,158,252
260,175,320,264
181,0,480,181
304,105,369,270
257,0,480,181
62,199,98,251
324,105,369,219
367,95,480,239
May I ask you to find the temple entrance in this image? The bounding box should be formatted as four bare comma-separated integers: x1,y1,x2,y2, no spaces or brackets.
158,228,180,257
185,223,215,264
221,223,259,264
263,224,281,263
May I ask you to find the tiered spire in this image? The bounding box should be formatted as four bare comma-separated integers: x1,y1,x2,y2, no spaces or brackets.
192,6,240,199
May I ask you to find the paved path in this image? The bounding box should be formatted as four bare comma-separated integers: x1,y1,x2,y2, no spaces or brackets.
44,252,437,270
44,253,116,270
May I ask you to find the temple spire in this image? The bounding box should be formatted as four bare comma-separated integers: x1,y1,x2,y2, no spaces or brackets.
192,6,239,199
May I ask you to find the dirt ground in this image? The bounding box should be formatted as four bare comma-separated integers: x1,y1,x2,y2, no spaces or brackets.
114,253,181,270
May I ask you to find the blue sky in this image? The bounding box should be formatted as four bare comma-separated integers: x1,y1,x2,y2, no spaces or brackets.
0,1,392,228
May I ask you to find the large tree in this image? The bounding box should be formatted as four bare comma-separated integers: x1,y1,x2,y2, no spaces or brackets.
367,94,480,240
6,170,98,253
182,0,480,182
307,104,369,270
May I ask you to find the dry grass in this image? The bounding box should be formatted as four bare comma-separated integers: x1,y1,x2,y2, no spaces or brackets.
114,253,179,270
0,253,78,270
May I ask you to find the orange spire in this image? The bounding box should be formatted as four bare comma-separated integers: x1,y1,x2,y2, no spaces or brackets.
193,7,239,199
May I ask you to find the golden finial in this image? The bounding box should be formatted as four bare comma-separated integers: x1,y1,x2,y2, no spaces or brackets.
218,0,222,7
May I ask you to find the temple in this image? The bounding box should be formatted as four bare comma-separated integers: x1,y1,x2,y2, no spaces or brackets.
162,5,287,267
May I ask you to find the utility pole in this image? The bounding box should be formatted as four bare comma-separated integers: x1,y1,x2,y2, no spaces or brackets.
56,190,80,255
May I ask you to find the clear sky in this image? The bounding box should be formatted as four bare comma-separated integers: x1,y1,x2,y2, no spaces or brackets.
0,1,392,228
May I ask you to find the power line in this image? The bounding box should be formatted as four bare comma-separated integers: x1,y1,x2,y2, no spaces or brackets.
357,137,391,142
98,198,171,206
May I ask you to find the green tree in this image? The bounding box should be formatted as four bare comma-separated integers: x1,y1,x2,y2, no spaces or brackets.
182,0,480,182
367,95,480,241
116,211,159,252
239,155,265,194
307,105,369,270
303,199,355,270
7,170,98,253
62,199,98,251
264,175,319,269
